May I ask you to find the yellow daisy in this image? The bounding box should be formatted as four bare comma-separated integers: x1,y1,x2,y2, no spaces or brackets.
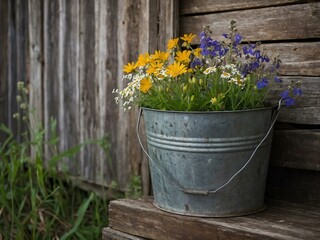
175,50,192,63
151,50,170,62
180,33,196,44
146,61,164,75
193,48,202,58
166,62,187,77
136,53,150,67
140,77,152,93
167,38,179,50
123,62,137,73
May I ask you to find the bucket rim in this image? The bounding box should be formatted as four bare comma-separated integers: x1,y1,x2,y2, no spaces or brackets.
141,105,277,114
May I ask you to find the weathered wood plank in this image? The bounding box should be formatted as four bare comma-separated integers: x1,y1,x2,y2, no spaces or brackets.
59,0,80,174
43,0,60,165
28,0,43,158
180,0,303,15
267,167,320,206
270,76,320,124
103,227,146,240
7,0,29,138
157,0,180,51
0,0,8,136
180,2,320,42
270,130,320,171
263,42,320,77
108,197,320,240
116,0,155,190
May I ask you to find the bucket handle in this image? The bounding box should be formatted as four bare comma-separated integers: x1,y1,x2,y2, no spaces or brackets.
136,99,282,195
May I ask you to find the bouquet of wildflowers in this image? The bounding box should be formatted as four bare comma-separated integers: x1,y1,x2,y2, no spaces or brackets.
114,20,301,111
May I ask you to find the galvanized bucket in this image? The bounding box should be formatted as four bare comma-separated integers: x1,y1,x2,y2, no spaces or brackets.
138,105,279,217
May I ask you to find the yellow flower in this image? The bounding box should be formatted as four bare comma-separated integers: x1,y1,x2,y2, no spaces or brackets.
180,33,196,44
146,61,164,75
193,48,202,58
140,77,152,93
221,71,231,79
123,62,137,73
210,97,218,104
175,50,192,63
167,38,179,50
166,62,187,77
151,50,170,62
136,53,150,67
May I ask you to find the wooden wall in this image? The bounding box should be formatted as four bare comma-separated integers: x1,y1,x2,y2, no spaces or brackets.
1,0,319,199
180,0,320,204
0,0,178,194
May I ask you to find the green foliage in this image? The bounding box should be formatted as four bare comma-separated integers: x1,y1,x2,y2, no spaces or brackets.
125,175,142,199
0,82,109,239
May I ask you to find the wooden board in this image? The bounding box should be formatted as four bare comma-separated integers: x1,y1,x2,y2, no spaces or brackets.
270,130,320,171
270,76,320,124
107,197,320,240
0,0,8,138
263,42,320,77
180,2,320,42
180,0,302,14
267,167,320,207
103,227,146,240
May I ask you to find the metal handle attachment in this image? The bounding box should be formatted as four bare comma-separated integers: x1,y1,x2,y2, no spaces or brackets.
136,99,282,195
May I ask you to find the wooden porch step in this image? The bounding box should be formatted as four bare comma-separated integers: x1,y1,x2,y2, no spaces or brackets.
103,197,320,240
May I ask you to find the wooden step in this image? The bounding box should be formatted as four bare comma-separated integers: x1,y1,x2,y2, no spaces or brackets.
103,197,320,240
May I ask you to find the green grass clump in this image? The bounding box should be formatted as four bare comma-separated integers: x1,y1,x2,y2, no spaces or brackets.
0,82,110,239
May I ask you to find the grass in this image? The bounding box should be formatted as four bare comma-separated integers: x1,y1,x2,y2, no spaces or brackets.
0,81,141,239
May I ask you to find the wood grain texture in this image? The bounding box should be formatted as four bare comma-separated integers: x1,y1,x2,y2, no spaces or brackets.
180,0,302,14
28,0,43,159
108,197,320,240
263,42,320,77
180,2,320,42
270,130,320,171
267,167,320,206
43,0,60,165
0,0,8,137
269,76,320,124
7,0,30,138
103,227,147,240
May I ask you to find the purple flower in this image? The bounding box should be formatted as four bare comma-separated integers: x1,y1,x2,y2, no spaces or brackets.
222,33,228,38
234,34,242,46
190,58,203,68
284,97,295,106
293,87,302,96
250,61,260,71
274,76,282,83
280,90,289,99
256,77,268,89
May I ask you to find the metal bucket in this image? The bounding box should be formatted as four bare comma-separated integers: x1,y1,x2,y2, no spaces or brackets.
140,106,277,217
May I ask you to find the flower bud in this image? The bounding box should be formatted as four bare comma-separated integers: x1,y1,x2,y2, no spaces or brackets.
192,77,197,84
199,79,204,85
20,103,27,109
183,85,188,92
17,81,24,90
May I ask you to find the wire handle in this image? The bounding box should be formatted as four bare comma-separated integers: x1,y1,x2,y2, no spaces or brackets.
136,99,282,195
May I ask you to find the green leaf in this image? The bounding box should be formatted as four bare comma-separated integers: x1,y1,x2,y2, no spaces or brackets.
60,192,95,240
